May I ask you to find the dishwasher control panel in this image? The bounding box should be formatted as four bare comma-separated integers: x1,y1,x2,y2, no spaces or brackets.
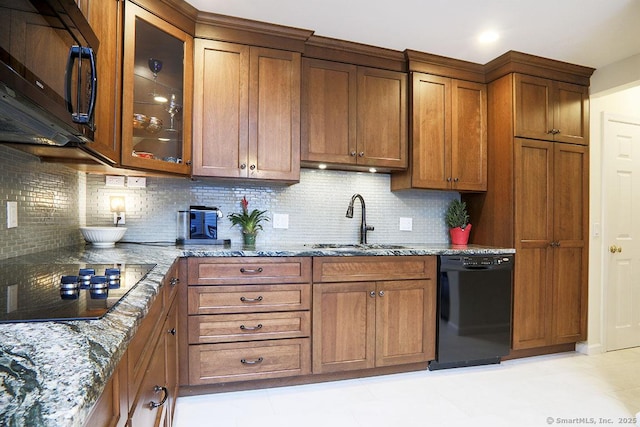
461,255,513,267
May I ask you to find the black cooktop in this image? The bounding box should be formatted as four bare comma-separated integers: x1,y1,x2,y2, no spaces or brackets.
0,263,156,323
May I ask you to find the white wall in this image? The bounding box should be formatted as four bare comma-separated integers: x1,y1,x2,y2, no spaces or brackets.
583,53,640,354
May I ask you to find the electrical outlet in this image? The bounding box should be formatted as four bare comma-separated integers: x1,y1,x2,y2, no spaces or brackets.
7,284,18,313
7,201,17,228
127,177,146,188
273,213,289,229
399,217,412,231
105,175,125,187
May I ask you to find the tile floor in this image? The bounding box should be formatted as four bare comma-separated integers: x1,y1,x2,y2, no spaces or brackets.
173,348,640,427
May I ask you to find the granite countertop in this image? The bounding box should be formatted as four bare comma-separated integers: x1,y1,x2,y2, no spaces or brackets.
0,241,513,427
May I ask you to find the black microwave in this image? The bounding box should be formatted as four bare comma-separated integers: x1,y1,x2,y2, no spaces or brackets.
0,0,99,147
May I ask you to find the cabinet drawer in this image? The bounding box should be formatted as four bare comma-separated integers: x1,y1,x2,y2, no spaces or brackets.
188,284,311,315
313,256,436,283
188,338,311,385
188,311,311,344
188,257,311,285
163,259,181,308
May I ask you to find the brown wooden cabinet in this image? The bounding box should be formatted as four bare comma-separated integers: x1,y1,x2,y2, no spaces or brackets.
514,73,589,145
85,259,182,427
74,0,118,161
513,139,588,349
464,57,593,356
312,256,436,374
83,357,128,427
76,0,122,164
192,39,301,182
391,72,486,191
120,1,193,175
184,257,312,385
301,58,407,171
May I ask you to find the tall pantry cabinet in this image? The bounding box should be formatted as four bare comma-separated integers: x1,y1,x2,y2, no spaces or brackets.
465,52,594,356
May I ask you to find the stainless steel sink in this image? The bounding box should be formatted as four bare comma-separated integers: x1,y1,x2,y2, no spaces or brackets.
309,243,408,250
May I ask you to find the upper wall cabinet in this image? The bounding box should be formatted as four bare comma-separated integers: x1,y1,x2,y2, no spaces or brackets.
192,39,301,182
391,51,487,192
120,1,193,175
301,58,407,171
77,0,122,164
514,73,589,145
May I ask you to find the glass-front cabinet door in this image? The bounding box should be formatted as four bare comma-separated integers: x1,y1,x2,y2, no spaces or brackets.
121,1,192,174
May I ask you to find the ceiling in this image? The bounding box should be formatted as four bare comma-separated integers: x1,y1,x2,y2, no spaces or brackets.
186,0,640,70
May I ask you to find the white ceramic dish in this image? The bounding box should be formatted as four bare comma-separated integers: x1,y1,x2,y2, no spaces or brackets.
80,227,127,248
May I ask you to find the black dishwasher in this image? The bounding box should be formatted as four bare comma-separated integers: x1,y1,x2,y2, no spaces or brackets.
429,254,514,370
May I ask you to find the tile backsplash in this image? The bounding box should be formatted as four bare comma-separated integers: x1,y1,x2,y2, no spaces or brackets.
84,169,458,246
0,146,84,260
0,144,457,260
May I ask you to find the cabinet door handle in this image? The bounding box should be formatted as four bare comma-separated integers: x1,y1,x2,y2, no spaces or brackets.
240,296,263,303
240,267,263,274
378,290,385,297
369,291,376,298
609,245,623,253
240,163,247,169
350,151,357,157
167,328,176,336
240,323,263,331
169,277,179,287
149,385,168,408
358,152,365,157
249,164,256,170
241,357,264,365
453,177,459,182
446,177,452,182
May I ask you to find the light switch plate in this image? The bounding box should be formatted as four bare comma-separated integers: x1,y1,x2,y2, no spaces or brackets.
127,177,146,188
7,201,17,228
273,213,289,229
399,217,412,231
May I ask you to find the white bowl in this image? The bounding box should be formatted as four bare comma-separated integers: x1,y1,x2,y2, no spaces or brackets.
80,227,127,248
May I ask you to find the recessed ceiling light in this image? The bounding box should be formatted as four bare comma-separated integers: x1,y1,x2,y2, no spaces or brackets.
478,30,499,44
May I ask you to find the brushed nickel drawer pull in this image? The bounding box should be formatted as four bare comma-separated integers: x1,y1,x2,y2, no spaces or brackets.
240,267,263,274
240,296,263,303
241,357,263,365
240,323,263,331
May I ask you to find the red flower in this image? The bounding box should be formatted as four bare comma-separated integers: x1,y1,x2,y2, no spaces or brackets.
241,196,249,213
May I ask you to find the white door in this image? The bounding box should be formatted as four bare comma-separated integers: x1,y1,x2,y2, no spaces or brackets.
603,113,640,351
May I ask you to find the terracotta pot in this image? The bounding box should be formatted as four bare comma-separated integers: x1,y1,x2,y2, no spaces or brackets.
449,224,472,245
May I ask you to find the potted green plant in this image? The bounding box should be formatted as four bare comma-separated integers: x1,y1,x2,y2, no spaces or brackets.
445,199,472,245
227,196,269,246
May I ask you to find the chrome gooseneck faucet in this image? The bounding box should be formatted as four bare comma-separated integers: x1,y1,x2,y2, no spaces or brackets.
346,193,374,244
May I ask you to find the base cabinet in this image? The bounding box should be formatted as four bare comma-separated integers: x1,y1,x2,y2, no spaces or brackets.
312,256,436,374
84,260,181,427
184,258,312,386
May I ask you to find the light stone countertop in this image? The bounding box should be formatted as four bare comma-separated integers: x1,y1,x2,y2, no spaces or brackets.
0,241,514,427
